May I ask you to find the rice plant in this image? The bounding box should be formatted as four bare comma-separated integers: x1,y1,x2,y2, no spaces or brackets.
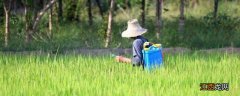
0,52,239,96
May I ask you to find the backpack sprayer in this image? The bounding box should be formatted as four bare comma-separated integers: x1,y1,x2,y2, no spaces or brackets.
142,42,163,71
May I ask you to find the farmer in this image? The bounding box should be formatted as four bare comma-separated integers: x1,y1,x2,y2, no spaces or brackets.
115,19,148,67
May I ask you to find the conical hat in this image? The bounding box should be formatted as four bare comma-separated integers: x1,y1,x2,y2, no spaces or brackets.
122,19,147,38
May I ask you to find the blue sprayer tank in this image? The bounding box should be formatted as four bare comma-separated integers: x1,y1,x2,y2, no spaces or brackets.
142,42,163,71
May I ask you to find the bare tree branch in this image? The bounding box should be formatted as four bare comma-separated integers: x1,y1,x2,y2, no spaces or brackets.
32,0,57,32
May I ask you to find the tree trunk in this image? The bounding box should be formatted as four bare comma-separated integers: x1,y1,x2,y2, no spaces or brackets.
125,0,131,9
12,0,17,14
48,7,53,38
141,0,145,27
179,0,185,33
213,0,219,18
24,6,32,44
58,0,63,21
87,0,93,26
4,12,9,47
95,0,104,19
191,0,199,8
3,0,12,47
104,0,114,48
156,0,163,39
66,0,77,21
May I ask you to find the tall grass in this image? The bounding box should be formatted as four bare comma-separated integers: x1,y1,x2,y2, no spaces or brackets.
0,53,239,96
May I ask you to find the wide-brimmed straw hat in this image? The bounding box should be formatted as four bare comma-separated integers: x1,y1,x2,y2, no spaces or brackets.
121,19,147,38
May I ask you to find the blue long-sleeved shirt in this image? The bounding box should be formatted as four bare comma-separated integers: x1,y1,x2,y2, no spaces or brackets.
131,36,147,66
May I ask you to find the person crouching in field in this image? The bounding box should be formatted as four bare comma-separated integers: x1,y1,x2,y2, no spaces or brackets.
115,19,148,67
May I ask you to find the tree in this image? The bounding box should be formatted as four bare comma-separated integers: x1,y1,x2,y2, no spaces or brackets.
22,0,57,44
156,0,163,39
3,0,12,47
87,0,93,25
213,0,219,18
191,0,199,8
48,3,53,38
104,0,114,48
58,0,63,21
66,0,77,21
178,0,185,33
0,0,3,21
141,0,145,27
95,0,104,19
125,0,131,9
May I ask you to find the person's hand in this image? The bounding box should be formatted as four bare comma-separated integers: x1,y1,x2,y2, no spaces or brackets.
115,56,123,62
115,56,131,63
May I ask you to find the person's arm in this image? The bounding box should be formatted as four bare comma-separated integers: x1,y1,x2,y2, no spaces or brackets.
115,56,131,63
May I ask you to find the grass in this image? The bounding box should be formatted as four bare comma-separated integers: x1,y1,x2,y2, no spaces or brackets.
0,52,239,96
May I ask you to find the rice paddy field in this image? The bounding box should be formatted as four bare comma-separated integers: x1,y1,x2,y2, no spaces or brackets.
0,52,239,96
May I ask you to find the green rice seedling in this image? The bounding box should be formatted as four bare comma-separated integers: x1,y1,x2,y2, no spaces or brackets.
0,52,239,96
